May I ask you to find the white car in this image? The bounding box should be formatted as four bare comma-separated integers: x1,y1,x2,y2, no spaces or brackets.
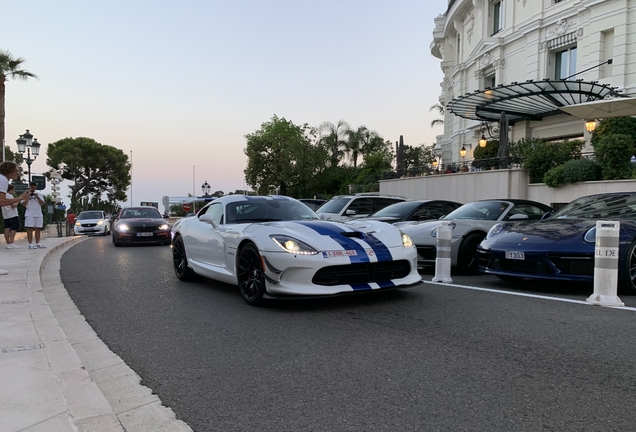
171,195,421,305
75,210,111,236
400,199,554,274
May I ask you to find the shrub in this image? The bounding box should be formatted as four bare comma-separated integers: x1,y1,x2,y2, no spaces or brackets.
590,117,636,153
591,133,634,180
472,140,499,169
544,165,565,188
523,139,585,183
561,158,602,184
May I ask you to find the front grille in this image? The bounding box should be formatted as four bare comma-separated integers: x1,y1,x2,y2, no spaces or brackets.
312,260,411,286
81,223,97,228
476,249,491,267
491,258,550,274
132,226,157,233
416,246,436,261
548,254,594,276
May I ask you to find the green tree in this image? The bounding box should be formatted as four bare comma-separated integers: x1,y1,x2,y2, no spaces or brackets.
318,120,350,167
46,137,131,209
344,125,368,168
0,50,37,160
244,115,325,196
590,117,636,151
592,133,634,180
522,139,585,183
429,103,444,128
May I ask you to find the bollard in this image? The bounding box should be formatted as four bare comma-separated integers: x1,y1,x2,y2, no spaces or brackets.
432,222,453,283
587,220,624,307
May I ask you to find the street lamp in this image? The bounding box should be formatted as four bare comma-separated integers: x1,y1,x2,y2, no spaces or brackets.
201,180,211,197
16,130,41,182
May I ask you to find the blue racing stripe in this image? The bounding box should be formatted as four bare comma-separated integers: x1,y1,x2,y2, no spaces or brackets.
350,283,372,291
294,221,369,263
364,233,393,262
377,280,396,289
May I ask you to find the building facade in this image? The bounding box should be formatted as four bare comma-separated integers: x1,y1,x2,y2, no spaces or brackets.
431,0,636,164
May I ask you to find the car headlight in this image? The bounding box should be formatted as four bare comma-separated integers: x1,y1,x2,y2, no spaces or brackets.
431,222,456,238
118,224,129,232
583,227,596,243
401,232,413,248
75,222,81,227
97,220,104,225
270,235,318,255
487,223,504,239
159,224,170,230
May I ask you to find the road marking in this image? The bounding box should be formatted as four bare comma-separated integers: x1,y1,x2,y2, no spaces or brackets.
423,280,636,311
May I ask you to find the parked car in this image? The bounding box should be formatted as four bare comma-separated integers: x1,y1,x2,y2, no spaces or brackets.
400,199,554,274
315,193,406,221
299,198,327,211
111,206,171,247
362,200,462,226
171,195,421,306
477,192,636,293
74,210,110,236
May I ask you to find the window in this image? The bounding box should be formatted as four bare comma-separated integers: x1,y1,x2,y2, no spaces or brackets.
555,46,577,79
201,202,223,225
485,73,496,89
491,1,503,35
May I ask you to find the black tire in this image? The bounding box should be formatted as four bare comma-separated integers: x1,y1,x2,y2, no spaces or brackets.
112,233,121,247
619,240,636,294
236,243,266,306
457,233,485,275
173,235,196,281
496,275,524,282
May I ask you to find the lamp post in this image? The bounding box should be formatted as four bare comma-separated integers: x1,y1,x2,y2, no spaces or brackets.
16,130,41,182
201,180,211,197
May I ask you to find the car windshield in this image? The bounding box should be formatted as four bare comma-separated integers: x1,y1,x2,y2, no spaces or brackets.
370,201,422,218
78,211,104,220
226,199,318,223
554,193,636,219
120,208,162,219
443,201,509,221
315,197,350,214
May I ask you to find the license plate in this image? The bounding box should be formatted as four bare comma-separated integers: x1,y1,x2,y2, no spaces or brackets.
505,251,525,260
137,232,153,237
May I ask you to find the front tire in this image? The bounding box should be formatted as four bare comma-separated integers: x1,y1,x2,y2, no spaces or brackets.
173,236,196,281
457,233,485,275
112,233,121,247
619,240,636,294
237,243,266,306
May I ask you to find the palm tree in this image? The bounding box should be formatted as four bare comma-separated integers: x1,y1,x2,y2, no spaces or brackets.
429,103,445,128
0,50,37,161
345,125,369,168
318,120,350,167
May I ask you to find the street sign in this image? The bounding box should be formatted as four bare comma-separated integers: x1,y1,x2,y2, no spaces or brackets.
31,175,46,190
182,203,192,212
12,182,28,194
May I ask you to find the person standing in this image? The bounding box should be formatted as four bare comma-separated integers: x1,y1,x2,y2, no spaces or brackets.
0,162,31,274
2,184,21,249
22,181,46,249
66,209,76,235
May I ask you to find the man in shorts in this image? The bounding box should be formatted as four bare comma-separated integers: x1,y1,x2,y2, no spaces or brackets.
22,181,46,249
0,162,30,274
2,184,21,249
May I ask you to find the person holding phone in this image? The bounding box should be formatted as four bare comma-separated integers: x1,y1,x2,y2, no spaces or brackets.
22,181,46,249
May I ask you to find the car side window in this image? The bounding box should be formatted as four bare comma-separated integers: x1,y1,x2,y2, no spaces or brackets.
374,198,403,212
413,201,447,220
347,198,374,215
201,202,224,225
507,203,546,220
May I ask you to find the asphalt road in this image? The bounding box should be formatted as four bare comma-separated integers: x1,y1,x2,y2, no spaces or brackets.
61,236,636,432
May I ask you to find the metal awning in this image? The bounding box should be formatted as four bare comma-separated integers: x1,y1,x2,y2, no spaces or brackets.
447,80,619,124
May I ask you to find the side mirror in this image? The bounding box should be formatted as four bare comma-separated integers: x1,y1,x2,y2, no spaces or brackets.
508,214,529,221
163,214,169,219
198,213,219,228
345,209,357,216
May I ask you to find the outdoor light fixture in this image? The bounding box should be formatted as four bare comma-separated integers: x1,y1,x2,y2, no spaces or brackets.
479,133,488,147
460,144,471,159
585,119,597,133
16,130,41,182
201,180,211,197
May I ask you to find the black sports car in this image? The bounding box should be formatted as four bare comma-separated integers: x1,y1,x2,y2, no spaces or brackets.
362,199,462,226
111,206,171,246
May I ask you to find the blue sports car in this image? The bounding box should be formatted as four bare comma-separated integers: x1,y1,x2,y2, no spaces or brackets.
476,192,636,294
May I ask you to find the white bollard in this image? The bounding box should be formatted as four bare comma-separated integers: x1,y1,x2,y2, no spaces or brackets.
432,222,453,283
587,220,624,307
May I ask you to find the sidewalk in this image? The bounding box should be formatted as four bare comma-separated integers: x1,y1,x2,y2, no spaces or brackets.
0,231,191,432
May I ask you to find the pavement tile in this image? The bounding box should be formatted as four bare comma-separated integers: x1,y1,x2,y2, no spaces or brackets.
89,362,158,415
70,338,124,373
0,406,69,432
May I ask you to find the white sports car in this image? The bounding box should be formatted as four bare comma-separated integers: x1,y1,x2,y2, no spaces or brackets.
171,195,421,305
400,199,554,274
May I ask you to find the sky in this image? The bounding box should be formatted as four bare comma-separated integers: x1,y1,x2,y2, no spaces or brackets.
1,0,449,209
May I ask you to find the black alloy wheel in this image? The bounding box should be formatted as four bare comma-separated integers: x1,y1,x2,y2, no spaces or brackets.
237,243,266,306
173,236,196,281
457,233,485,275
619,239,636,294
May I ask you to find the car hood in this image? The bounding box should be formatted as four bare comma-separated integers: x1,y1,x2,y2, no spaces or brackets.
117,218,166,226
247,219,405,251
492,219,597,245
400,219,497,243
